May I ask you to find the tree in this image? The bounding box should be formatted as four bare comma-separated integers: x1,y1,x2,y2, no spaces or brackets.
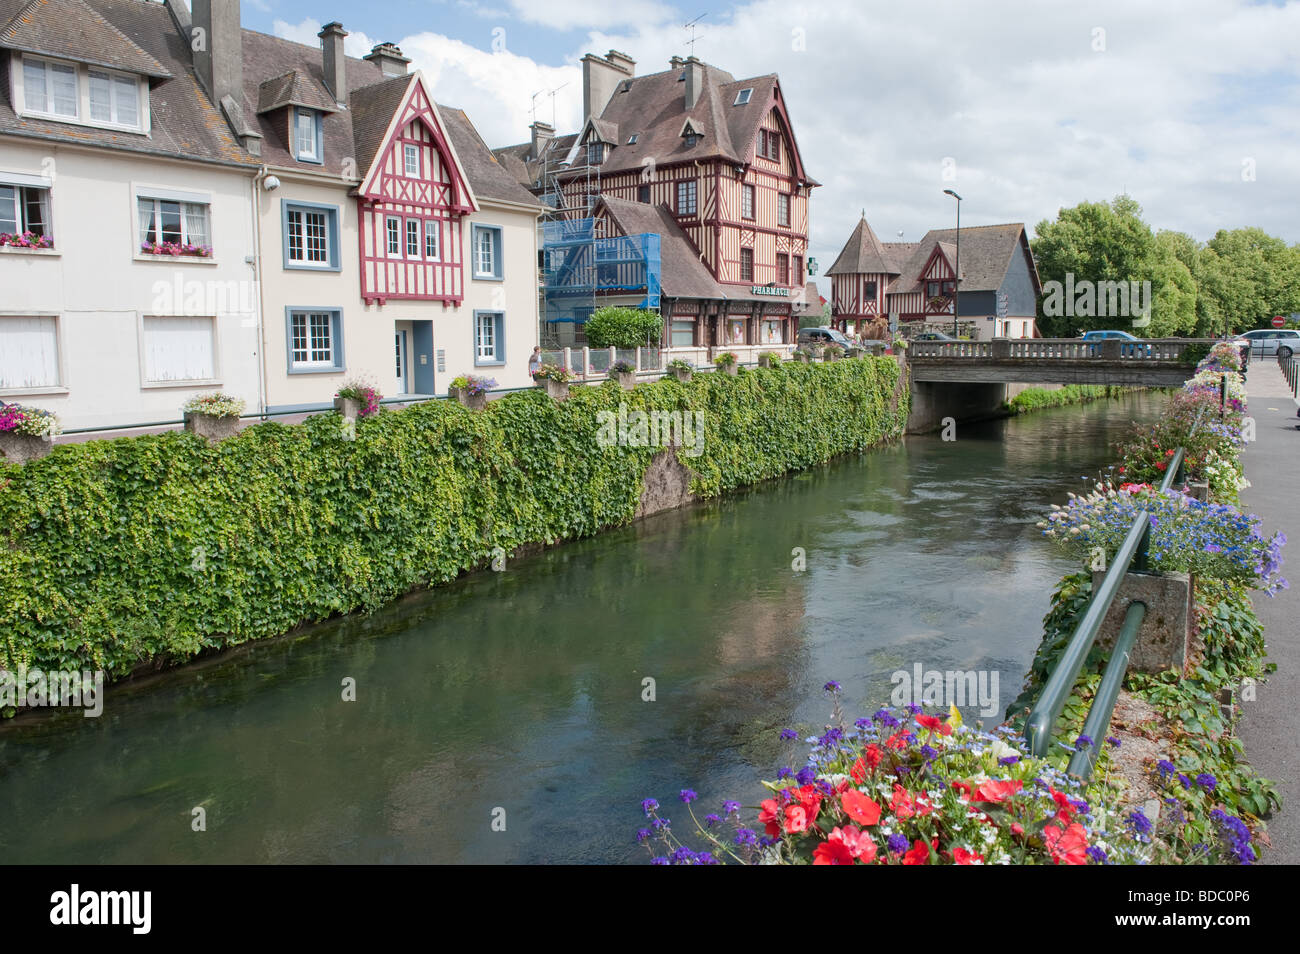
1201,228,1300,333
583,307,662,348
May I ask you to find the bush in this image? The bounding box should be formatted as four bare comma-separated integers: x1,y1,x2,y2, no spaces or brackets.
0,358,906,678
583,307,662,349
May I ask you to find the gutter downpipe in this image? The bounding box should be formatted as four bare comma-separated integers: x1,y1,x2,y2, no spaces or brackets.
251,165,270,420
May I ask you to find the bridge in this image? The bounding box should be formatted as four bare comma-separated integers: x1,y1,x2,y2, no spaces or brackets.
905,338,1215,432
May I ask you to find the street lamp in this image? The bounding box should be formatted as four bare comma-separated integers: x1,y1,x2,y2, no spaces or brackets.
944,189,962,337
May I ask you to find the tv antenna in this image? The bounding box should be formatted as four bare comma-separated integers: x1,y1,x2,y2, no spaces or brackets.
684,13,706,56
530,83,568,126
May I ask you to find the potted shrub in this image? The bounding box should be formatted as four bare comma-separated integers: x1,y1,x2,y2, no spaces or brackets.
758,351,782,368
714,351,740,376
609,359,637,390
665,357,694,383
449,374,496,410
334,379,383,420
0,402,60,463
534,363,573,400
182,393,245,441
824,344,845,362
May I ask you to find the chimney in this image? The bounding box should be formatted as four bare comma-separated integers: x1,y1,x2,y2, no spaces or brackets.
191,0,242,108
670,55,684,70
530,121,555,161
581,49,634,121
364,42,410,78
684,56,704,110
319,21,348,106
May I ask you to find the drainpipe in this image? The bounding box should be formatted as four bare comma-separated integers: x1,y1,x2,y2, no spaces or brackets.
251,165,270,418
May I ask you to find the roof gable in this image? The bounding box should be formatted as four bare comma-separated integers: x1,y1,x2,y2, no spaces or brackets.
0,0,170,78
826,216,895,276
257,69,339,114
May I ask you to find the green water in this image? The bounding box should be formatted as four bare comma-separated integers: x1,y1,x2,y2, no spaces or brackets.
0,394,1161,864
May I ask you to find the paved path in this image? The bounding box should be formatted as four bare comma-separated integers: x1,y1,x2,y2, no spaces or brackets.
1237,360,1298,864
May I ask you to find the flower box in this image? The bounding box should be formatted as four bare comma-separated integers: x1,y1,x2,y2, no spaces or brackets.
0,430,54,464
539,377,570,400
610,368,637,390
670,367,693,383
0,231,54,250
183,410,240,441
333,396,363,420
139,242,213,259
450,386,488,411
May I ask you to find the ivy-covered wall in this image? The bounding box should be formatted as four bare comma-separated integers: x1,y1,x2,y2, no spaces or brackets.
1,358,906,678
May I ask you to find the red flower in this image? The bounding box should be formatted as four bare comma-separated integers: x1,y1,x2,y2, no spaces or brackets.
1011,822,1025,837
783,803,810,834
814,825,878,865
1049,785,1075,823
812,838,855,865
916,713,953,736
850,757,868,785
952,846,984,865
885,731,912,750
841,789,882,826
758,798,782,837
973,778,1023,804
951,780,974,800
902,839,937,865
1043,822,1090,865
890,783,933,820
1156,461,1167,471
864,743,883,769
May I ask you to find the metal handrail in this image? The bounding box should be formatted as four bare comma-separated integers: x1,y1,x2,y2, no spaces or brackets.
1024,415,1198,777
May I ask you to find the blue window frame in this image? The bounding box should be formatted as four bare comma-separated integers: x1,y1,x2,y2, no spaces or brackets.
471,224,503,280
281,200,340,271
473,310,505,366
294,108,323,164
285,307,344,374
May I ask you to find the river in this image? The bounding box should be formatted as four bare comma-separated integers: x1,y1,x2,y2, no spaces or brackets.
0,392,1163,864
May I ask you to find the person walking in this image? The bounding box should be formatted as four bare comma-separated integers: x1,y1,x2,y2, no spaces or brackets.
528,346,543,378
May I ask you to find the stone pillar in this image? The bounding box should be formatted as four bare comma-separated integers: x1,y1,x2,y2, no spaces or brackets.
1091,570,1195,672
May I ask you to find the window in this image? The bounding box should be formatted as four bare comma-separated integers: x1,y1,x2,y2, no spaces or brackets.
283,202,339,269
406,219,421,257
734,88,753,106
88,70,139,128
475,311,505,365
0,183,51,239
627,134,639,145
137,196,210,251
425,220,440,260
777,253,789,285
670,319,695,347
386,216,401,255
758,128,781,162
761,319,782,344
22,57,77,118
740,247,754,282
741,184,754,220
294,108,321,163
927,281,940,298
676,180,697,215
472,225,503,279
287,309,343,372
0,316,60,391
404,143,419,177
141,316,216,384
794,255,804,286
637,184,651,203
864,279,877,300
777,193,790,227
942,280,955,295
587,142,603,165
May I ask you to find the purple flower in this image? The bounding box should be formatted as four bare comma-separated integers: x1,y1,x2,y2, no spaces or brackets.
795,766,817,787
1127,808,1153,838
652,817,670,831
1196,773,1217,791
735,828,758,846
824,680,841,693
641,798,659,816
679,789,698,804
776,766,793,780
1106,736,1121,748
1075,734,1094,750
779,728,798,741
651,856,669,865
1177,773,1192,790
635,828,652,842
999,755,1021,766
920,744,939,762
887,833,909,853
1086,845,1108,863
723,800,741,816
704,813,721,827
1156,760,1177,778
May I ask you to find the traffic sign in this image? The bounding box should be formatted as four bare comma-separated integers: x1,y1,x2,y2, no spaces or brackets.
1272,315,1286,328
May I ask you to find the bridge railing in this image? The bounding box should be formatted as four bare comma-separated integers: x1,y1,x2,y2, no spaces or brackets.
910,337,1214,361
1023,409,1202,780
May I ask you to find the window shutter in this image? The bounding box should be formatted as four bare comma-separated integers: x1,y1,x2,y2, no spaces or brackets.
493,229,503,278
494,313,505,361
0,316,59,389
143,316,214,382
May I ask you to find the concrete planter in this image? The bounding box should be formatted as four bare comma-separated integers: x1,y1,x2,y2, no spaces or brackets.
824,351,842,363
611,369,637,390
0,430,54,464
183,411,240,442
758,355,781,369
792,350,813,364
450,387,487,411
669,367,693,383
716,361,739,376
333,396,362,420
1091,569,1194,673
538,378,570,401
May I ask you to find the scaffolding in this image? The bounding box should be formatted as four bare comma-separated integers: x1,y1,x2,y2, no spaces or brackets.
541,218,661,341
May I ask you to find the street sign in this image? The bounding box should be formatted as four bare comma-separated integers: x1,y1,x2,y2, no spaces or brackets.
1272,315,1286,328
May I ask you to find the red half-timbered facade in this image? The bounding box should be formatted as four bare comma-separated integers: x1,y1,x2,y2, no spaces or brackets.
356,79,476,306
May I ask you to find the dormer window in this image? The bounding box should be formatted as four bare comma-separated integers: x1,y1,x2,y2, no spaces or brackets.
685,134,699,147
627,134,638,145
733,88,753,106
22,58,77,117
404,143,420,176
586,142,604,165
14,55,146,132
89,69,139,127
294,108,322,163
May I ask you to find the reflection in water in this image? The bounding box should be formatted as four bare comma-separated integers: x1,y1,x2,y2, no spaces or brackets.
0,394,1162,864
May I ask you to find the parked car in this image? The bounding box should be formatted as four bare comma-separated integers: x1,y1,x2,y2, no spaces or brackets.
1080,329,1151,356
1234,328,1300,359
796,327,854,349
913,331,956,341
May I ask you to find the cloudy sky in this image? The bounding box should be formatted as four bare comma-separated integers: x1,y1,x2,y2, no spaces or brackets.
238,0,1300,290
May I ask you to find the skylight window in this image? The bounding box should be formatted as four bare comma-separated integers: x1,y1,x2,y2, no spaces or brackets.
627,134,638,145
734,88,752,106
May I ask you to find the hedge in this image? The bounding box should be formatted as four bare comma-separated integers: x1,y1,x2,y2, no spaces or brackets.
1,358,906,678
1002,385,1134,415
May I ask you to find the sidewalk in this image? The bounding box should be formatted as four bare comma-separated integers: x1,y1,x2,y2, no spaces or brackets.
1237,360,1298,865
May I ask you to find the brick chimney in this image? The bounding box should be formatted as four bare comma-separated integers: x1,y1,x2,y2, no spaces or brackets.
670,56,685,70
319,21,348,106
530,121,555,161
581,49,634,121
364,42,410,78
684,56,704,110
190,0,242,108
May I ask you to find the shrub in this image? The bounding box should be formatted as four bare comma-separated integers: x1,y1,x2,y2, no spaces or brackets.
449,374,497,395
583,307,663,348
713,352,739,367
665,358,693,373
609,360,636,374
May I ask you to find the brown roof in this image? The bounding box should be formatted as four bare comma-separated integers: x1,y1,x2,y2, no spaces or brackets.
0,0,252,166
886,224,1034,295
826,215,895,276
348,72,411,175
0,0,169,77
438,104,546,209
600,195,720,300
256,69,339,114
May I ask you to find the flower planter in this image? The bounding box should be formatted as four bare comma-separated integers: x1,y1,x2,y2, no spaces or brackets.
183,411,240,441
538,378,570,401
758,356,781,369
0,430,54,464
611,369,637,390
333,396,362,420
717,362,739,377
450,386,487,411
669,367,693,383
792,350,812,364
823,352,842,363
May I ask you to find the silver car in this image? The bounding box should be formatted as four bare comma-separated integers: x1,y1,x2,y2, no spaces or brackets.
1235,328,1300,358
